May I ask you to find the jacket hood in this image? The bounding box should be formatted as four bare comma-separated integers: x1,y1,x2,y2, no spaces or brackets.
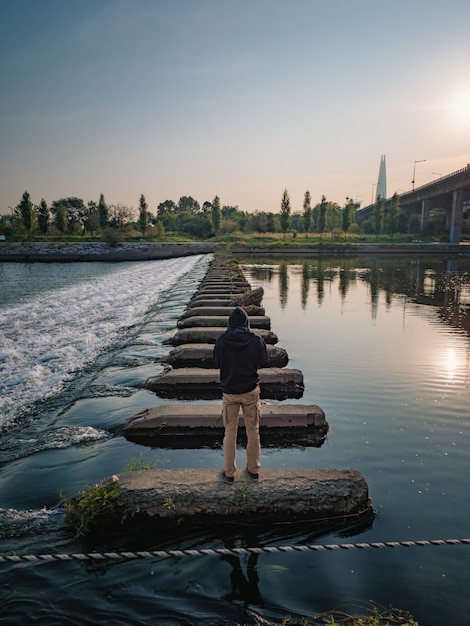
228,306,249,329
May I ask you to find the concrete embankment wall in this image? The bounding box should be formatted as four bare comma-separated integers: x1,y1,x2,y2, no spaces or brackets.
0,241,219,262
230,242,466,256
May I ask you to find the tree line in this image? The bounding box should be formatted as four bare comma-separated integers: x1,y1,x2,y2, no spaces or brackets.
0,188,453,241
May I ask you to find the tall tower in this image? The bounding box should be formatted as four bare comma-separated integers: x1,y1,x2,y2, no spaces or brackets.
376,154,387,200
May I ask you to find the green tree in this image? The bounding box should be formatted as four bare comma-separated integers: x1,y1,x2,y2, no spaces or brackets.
177,212,212,238
220,218,237,234
17,191,35,235
386,192,400,239
266,212,277,232
51,197,87,234
138,194,148,236
302,190,312,239
326,201,341,231
178,196,200,214
211,195,221,236
84,201,100,234
158,211,177,232
155,220,165,239
373,196,385,238
55,204,67,234
318,195,327,238
251,211,269,233
342,198,355,233
108,203,134,230
157,199,177,217
0,216,14,238
280,189,291,239
38,198,49,235
98,193,108,230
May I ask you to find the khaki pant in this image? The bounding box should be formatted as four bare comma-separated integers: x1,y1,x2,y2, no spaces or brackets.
222,385,261,478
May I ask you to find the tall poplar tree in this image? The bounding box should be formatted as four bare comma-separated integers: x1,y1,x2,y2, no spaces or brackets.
386,192,400,239
55,204,67,234
38,199,49,235
211,195,221,236
318,195,327,238
98,193,108,230
17,191,35,235
280,189,291,239
373,196,384,238
138,194,148,236
302,190,312,239
342,198,354,233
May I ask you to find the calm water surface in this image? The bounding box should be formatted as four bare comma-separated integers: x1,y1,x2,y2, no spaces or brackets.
1,253,470,624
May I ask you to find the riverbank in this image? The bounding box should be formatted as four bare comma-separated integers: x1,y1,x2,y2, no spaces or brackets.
0,240,468,261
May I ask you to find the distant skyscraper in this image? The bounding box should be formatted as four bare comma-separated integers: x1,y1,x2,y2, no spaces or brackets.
376,155,387,199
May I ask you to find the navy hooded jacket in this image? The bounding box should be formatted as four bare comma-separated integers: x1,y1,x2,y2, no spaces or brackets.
213,307,269,394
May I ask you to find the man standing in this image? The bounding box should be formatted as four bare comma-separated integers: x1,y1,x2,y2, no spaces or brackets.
213,306,269,483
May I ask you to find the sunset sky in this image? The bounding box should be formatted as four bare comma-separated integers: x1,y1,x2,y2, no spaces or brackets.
1,0,470,216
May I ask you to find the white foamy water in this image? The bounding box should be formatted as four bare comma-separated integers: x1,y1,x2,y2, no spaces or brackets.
0,255,205,428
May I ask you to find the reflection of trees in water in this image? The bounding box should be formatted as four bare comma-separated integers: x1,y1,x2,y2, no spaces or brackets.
279,262,288,309
249,256,470,335
338,267,349,302
357,257,470,335
310,261,338,307
316,262,325,306
299,259,357,308
249,265,275,282
301,261,310,309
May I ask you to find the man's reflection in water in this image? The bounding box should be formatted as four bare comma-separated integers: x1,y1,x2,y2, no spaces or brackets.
221,552,260,604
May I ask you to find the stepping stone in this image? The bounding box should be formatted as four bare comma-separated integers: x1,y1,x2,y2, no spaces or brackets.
165,343,289,368
176,315,271,330
168,327,278,345
180,305,266,317
111,468,372,529
195,286,248,294
124,402,327,433
187,296,241,307
143,367,304,400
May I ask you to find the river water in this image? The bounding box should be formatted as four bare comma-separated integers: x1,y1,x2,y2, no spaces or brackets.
1,252,470,625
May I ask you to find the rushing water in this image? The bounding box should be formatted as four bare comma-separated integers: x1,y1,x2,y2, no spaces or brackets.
1,253,470,625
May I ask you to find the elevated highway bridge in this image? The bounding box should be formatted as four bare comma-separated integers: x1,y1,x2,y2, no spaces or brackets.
357,164,470,243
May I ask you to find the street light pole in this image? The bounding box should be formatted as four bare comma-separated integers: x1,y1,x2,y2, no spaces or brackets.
412,159,426,191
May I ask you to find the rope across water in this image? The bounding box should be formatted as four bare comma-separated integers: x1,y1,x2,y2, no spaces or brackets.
2,537,470,564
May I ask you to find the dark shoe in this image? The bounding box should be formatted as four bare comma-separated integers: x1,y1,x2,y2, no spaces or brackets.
222,471,234,484
247,470,259,480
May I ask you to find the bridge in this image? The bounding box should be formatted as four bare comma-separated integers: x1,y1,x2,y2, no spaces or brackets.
357,164,470,243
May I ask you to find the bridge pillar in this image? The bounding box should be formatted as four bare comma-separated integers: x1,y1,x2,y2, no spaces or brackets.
420,199,431,232
449,189,464,243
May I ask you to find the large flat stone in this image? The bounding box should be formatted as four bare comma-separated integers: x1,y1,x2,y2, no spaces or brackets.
199,280,250,288
180,305,266,317
176,315,271,330
124,402,326,432
114,468,372,528
143,367,304,399
168,327,278,345
195,286,248,294
123,402,327,448
165,343,288,368
187,296,241,307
